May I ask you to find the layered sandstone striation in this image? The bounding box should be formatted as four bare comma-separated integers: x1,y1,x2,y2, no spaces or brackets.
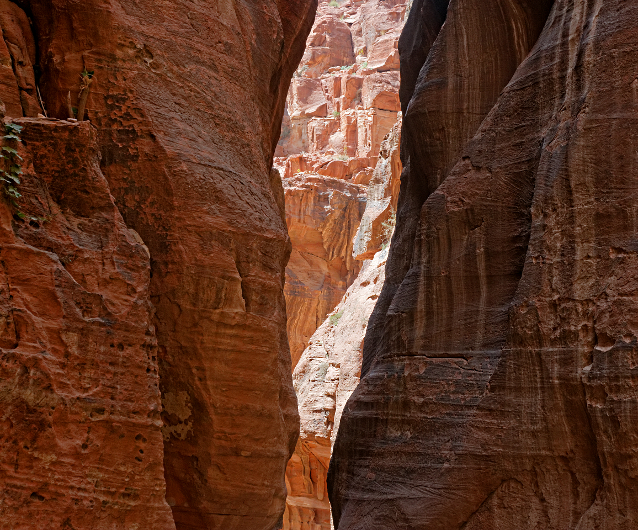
284,118,402,529
284,174,366,369
0,0,317,529
330,1,638,529
278,0,407,367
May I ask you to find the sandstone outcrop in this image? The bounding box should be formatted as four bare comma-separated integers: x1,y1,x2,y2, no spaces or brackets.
284,175,366,369
330,1,638,529
278,0,407,367
284,117,402,529
0,118,174,530
0,0,317,529
0,0,42,117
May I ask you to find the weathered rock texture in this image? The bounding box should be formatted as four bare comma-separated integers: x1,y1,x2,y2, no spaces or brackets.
0,119,174,530
330,0,638,529
284,175,366,369
0,0,317,529
284,116,402,529
0,1,42,118
277,0,407,369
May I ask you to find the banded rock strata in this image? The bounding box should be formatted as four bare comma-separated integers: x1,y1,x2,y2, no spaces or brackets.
0,0,317,529
329,1,638,529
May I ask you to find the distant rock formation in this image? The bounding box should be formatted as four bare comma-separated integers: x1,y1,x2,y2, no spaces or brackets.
329,1,638,529
277,0,407,369
285,119,401,530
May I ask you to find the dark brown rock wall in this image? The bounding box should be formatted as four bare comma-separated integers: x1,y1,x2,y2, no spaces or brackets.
330,0,638,529
1,1,317,529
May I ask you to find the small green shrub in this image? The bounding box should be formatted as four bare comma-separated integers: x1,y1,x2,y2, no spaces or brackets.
329,0,339,6
0,123,24,214
294,64,309,78
329,310,344,326
361,61,368,69
332,110,341,118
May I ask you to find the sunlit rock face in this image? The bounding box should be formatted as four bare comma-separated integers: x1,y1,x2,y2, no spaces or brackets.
277,0,407,369
285,120,401,530
329,1,638,529
279,1,408,528
0,0,317,529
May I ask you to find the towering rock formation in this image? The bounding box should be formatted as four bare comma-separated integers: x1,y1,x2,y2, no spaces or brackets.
280,1,407,528
285,120,401,530
330,1,638,529
0,1,317,529
278,0,406,368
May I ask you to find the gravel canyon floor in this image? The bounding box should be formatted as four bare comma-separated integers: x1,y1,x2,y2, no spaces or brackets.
0,0,636,529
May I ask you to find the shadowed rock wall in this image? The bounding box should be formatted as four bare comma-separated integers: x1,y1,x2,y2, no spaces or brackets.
329,0,638,528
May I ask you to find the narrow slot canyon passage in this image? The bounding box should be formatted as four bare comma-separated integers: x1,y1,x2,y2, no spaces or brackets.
276,1,408,527
0,0,637,529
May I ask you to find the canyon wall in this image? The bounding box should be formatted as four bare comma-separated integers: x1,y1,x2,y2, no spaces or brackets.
277,0,406,368
279,1,406,527
0,1,317,529
329,0,638,529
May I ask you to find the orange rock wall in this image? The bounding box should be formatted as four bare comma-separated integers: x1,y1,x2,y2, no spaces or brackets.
285,120,402,530
0,0,317,529
278,0,407,368
0,118,174,530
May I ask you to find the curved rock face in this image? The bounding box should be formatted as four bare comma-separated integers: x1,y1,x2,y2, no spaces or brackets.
0,1,317,529
0,119,174,530
330,1,638,529
285,175,366,369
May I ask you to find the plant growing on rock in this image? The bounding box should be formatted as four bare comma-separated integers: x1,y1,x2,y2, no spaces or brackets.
316,362,329,381
0,122,24,213
329,310,344,326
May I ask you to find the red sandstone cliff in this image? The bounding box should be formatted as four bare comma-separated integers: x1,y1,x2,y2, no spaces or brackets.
277,0,406,369
330,1,638,529
0,1,317,529
285,119,401,530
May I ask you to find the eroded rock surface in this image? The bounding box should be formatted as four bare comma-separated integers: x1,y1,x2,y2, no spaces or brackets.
0,0,317,529
330,1,638,529
285,175,366,369
0,119,174,530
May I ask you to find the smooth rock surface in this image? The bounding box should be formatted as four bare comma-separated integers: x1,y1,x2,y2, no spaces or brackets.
330,1,638,529
284,175,366,369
